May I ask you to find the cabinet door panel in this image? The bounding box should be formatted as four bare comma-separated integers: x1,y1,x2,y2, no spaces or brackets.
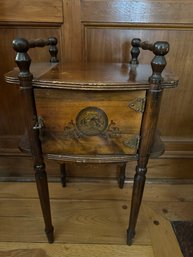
35,89,145,155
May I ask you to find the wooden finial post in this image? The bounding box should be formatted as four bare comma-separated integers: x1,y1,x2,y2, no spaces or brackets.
149,41,170,84
130,38,141,65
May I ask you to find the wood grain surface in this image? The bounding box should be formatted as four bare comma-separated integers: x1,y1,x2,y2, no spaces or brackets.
0,181,191,256
0,0,63,23
81,0,193,24
143,205,183,257
1,0,193,178
34,88,144,156
0,243,154,257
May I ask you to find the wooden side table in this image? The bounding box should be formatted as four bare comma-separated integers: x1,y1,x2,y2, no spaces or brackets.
5,37,178,245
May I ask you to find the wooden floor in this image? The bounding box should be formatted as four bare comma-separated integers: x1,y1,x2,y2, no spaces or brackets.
0,181,193,257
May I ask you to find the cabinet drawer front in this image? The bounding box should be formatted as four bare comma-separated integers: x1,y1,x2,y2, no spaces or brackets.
35,89,146,155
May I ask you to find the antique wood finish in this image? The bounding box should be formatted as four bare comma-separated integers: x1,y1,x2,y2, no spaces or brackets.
34,89,145,157
11,37,59,243
5,36,177,245
0,0,193,181
127,39,170,244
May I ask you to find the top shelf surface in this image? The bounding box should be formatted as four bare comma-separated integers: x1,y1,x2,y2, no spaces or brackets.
5,62,178,91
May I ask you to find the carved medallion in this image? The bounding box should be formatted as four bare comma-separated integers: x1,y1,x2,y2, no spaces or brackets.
76,107,108,136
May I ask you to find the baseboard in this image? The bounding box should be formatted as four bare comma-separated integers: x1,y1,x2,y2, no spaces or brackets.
162,136,193,158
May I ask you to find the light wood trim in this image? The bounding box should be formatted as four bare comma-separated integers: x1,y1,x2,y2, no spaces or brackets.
144,201,193,222
143,204,183,257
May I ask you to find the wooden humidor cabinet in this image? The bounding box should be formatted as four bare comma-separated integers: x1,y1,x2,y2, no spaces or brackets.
35,78,145,157
5,37,178,245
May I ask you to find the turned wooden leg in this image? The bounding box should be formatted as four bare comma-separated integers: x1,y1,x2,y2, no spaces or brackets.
12,42,56,244
127,165,147,245
60,163,67,187
118,163,126,189
35,163,54,243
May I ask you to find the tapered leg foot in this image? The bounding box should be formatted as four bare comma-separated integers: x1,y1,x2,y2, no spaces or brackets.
127,229,135,245
45,225,54,243
35,164,54,244
118,163,126,189
127,166,147,245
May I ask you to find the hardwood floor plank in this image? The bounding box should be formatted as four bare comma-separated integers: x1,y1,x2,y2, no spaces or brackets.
1,182,193,202
145,201,193,221
0,181,192,256
0,242,154,257
0,199,150,245
143,204,183,257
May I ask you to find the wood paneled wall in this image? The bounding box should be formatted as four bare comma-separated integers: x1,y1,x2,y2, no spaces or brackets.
0,0,193,179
